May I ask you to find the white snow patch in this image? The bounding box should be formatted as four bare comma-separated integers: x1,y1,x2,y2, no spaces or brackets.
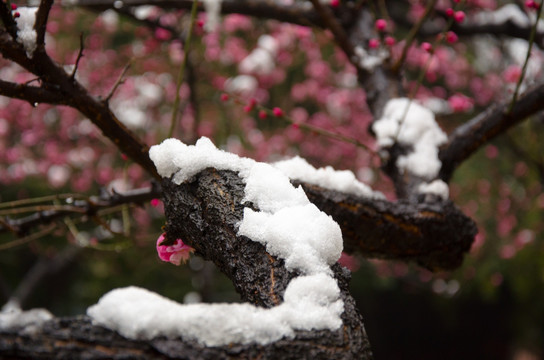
89,137,347,345
354,46,388,71
274,156,384,200
88,275,343,346
474,4,544,31
14,7,38,58
239,35,278,75
0,308,53,329
418,179,449,200
224,75,258,95
372,98,447,179
202,0,222,32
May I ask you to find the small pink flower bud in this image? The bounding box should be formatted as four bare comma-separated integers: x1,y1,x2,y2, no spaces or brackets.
220,93,229,102
446,31,458,43
121,154,128,161
150,198,160,207
445,8,454,17
454,11,465,23
421,42,433,53
330,0,340,8
385,36,396,46
10,3,17,10
291,123,300,130
258,110,267,119
525,0,538,8
368,38,380,49
197,19,204,28
375,19,387,31
13,11,20,18
272,107,284,117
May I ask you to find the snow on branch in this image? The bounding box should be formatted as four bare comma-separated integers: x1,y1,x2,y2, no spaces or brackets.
372,98,449,200
89,137,346,347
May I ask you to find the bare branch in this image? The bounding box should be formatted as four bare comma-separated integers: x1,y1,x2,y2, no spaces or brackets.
439,82,544,181
297,182,476,271
0,79,70,105
77,0,326,27
103,61,131,104
0,1,18,39
70,33,85,80
34,0,55,48
0,185,161,237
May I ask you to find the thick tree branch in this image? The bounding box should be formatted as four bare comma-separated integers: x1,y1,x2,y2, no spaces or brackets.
77,0,326,27
0,79,70,105
439,82,544,181
34,0,54,47
297,182,477,271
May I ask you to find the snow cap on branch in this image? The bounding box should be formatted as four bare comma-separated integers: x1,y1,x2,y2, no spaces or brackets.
202,0,222,32
14,7,38,58
273,156,384,200
149,137,343,275
372,98,447,179
88,138,346,346
88,274,343,346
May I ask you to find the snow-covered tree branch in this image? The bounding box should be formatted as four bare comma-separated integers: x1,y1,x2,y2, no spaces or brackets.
1,0,544,358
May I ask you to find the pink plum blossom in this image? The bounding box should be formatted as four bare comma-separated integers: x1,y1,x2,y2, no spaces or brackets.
503,65,522,83
448,93,473,112
156,233,194,265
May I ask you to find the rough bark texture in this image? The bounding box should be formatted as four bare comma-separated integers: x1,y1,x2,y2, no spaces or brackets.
297,182,477,271
161,168,373,359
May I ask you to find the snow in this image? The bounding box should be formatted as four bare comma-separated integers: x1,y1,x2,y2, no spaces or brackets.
14,7,38,58
224,75,258,95
238,204,342,274
474,4,544,31
149,137,343,275
239,35,278,75
88,275,343,346
418,179,449,200
354,46,388,71
0,307,53,329
274,156,384,200
202,0,222,32
372,98,447,179
90,137,345,345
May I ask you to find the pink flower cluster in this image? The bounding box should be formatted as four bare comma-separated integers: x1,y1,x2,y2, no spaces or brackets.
156,233,194,265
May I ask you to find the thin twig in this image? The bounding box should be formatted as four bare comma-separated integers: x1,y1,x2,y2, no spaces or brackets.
392,0,437,73
168,0,199,139
71,33,85,80
103,61,132,103
0,193,88,210
0,224,56,251
0,205,87,216
308,0,357,65
508,1,543,113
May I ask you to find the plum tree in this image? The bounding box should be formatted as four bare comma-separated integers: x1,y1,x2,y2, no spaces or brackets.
0,1,543,358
